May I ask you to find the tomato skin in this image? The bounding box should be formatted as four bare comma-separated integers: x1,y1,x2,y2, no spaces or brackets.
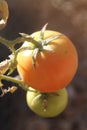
26,88,68,118
17,30,78,92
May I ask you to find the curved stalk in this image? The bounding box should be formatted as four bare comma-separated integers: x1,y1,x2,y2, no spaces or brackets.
0,74,30,91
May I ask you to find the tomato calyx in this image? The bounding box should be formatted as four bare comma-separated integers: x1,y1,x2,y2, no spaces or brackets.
19,23,62,68
32,23,62,68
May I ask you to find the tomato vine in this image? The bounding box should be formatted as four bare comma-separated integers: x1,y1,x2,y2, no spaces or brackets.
0,0,78,118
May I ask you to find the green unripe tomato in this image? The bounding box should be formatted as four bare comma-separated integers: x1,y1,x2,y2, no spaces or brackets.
26,88,68,118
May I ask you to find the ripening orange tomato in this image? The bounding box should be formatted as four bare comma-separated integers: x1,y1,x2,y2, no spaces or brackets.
17,29,78,92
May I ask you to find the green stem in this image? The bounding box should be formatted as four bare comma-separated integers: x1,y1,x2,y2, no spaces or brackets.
0,36,41,52
0,74,30,91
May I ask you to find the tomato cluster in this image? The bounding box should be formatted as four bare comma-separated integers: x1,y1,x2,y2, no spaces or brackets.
16,26,78,117
0,1,78,118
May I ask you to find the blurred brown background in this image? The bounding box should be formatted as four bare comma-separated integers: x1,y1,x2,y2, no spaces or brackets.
0,0,87,130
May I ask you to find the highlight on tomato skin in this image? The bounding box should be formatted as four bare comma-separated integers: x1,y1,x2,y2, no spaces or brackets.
26,87,68,118
17,29,78,93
